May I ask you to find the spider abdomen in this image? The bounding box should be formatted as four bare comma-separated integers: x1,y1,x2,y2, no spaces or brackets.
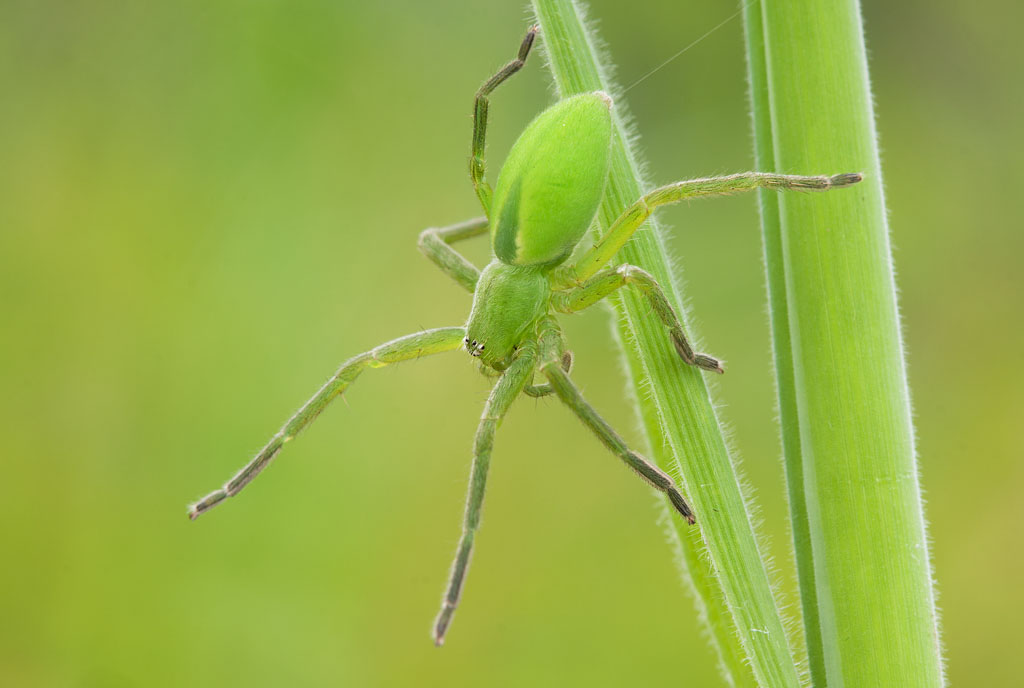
490,92,613,268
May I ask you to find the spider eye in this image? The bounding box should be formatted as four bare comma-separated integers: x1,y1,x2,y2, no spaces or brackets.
480,344,485,350
463,337,469,343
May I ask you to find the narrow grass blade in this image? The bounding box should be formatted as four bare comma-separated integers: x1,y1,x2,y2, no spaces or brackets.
532,1,800,685
741,3,823,685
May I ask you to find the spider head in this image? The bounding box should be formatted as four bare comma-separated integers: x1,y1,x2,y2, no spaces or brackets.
464,261,549,369
463,336,486,358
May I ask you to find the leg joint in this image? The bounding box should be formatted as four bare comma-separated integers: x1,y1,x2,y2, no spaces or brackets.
469,155,485,181
417,227,439,252
615,263,654,284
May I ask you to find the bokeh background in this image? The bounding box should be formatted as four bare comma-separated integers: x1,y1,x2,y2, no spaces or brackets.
2,1,1021,685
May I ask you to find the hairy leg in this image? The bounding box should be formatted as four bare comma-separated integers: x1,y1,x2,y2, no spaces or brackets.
536,318,695,523
524,349,573,397
189,327,466,520
433,342,537,645
418,216,488,292
553,264,722,373
469,25,538,214
567,171,862,281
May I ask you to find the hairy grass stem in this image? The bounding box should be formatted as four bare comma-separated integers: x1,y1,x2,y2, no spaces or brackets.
532,1,800,684
743,0,944,684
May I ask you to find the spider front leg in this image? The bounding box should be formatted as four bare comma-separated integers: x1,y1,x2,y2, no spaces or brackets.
553,265,722,373
469,25,538,214
418,216,489,292
433,341,538,646
536,319,696,524
188,327,466,520
564,171,863,282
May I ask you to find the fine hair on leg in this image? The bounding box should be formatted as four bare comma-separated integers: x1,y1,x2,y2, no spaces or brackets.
554,264,722,373
469,25,539,213
570,171,863,281
189,327,466,520
418,216,489,292
433,342,538,645
535,317,695,523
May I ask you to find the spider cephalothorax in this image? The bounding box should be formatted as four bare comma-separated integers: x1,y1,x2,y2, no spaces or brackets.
189,24,861,646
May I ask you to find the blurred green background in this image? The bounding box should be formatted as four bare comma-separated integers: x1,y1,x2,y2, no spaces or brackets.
1,1,1020,685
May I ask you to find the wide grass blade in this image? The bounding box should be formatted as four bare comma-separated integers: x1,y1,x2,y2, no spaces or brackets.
745,0,945,684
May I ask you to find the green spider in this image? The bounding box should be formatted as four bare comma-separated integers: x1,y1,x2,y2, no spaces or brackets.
189,25,861,645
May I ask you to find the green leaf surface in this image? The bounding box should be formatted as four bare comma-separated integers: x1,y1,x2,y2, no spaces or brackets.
745,0,945,685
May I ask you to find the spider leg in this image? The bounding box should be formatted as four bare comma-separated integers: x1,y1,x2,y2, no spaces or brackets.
418,216,489,293
563,171,862,282
188,327,466,520
553,264,722,373
523,349,573,397
433,341,537,646
536,318,695,523
470,25,539,214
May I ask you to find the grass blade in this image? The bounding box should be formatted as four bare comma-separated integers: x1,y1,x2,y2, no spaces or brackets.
741,3,823,684
749,0,946,684
532,1,800,685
